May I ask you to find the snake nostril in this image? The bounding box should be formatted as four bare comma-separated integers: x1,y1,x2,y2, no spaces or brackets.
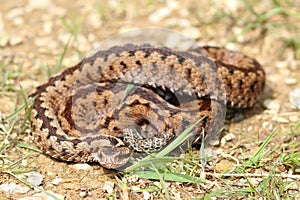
113,126,119,131
136,118,150,126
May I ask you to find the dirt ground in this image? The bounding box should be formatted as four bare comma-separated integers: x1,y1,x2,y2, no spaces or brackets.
0,0,299,199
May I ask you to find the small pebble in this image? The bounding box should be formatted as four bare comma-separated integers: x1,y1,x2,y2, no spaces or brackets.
131,185,141,191
289,115,299,122
26,171,43,186
263,99,280,113
276,61,288,68
79,189,92,198
221,133,235,146
9,35,23,46
182,27,201,39
87,13,102,29
143,191,151,200
223,133,235,142
273,116,289,123
247,126,253,132
127,175,139,183
225,0,242,12
0,182,30,194
233,27,245,42
11,17,24,25
167,0,179,9
5,8,24,20
0,34,9,47
72,163,92,170
51,177,62,186
0,13,4,31
262,121,269,128
203,147,217,158
21,159,28,166
243,144,253,150
289,88,300,109
148,7,172,23
178,19,191,27
102,181,114,194
27,0,52,10
79,191,88,198
43,21,54,33
284,77,297,85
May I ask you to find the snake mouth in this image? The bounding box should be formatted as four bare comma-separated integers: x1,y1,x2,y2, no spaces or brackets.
93,146,131,169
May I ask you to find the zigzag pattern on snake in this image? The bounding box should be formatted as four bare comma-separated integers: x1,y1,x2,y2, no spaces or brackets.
29,44,265,169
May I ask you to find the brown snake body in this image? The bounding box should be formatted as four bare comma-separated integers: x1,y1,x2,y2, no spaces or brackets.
30,44,265,169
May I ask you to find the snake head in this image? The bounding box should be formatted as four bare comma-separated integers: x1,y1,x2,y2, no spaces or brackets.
92,146,131,169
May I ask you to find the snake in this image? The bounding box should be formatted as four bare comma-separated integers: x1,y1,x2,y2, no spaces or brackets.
29,43,265,169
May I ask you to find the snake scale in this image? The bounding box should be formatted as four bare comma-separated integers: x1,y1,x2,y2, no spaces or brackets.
29,43,265,169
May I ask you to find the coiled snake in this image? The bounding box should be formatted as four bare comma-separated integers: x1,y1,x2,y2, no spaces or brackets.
29,44,265,169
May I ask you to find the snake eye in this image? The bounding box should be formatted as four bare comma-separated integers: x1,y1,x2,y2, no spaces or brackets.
147,85,180,106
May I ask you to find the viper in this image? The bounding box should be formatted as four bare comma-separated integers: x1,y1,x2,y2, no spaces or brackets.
29,44,265,169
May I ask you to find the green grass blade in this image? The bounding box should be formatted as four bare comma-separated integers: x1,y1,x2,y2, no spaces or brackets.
243,129,278,169
124,117,204,173
132,170,205,183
